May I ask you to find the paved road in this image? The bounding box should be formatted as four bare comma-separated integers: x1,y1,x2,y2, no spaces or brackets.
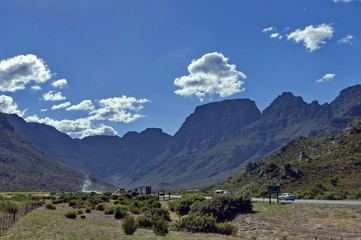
168,195,361,206
252,198,361,206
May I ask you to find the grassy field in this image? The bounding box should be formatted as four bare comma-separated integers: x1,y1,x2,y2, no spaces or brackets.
1,199,361,240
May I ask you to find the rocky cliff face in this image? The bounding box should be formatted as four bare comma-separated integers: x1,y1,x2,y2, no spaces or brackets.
4,84,361,189
0,113,85,192
170,99,261,153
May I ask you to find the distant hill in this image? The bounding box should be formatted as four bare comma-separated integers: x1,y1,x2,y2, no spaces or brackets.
5,84,361,189
214,117,361,199
0,113,113,192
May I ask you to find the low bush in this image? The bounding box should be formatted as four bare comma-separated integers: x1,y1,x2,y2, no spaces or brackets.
153,218,169,236
173,215,217,233
64,210,77,219
96,203,105,211
4,203,19,213
85,208,91,213
137,215,153,229
216,222,238,236
121,215,138,235
190,195,252,221
77,209,84,215
104,205,116,215
169,194,205,215
114,207,127,219
80,214,86,219
45,204,56,210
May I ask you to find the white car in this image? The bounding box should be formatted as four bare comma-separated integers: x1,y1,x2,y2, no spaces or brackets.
214,189,231,195
278,193,296,201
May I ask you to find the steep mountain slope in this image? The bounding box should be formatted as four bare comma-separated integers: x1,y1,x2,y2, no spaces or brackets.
128,85,361,188
6,113,171,185
5,84,361,189
0,113,112,192
216,117,361,199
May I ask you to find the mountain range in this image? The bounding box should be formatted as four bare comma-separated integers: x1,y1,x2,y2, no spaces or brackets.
215,116,361,200
0,113,113,192
4,84,361,189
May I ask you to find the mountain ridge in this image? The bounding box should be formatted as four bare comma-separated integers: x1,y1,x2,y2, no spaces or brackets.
4,84,361,189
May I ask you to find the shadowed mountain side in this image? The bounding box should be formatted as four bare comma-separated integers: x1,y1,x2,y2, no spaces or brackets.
215,117,361,198
126,85,361,188
0,113,111,192
4,84,361,189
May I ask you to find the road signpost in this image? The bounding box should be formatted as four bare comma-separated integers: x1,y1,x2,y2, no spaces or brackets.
268,185,281,204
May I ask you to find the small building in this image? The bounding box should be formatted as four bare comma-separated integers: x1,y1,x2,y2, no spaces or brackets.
135,186,152,195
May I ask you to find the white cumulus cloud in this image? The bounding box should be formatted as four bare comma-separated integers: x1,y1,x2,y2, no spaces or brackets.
66,100,94,111
174,52,246,101
262,27,275,32
333,0,359,2
0,54,52,92
0,95,26,116
337,35,354,44
89,96,150,122
316,73,336,83
42,90,66,101
31,85,42,90
25,115,117,138
51,101,71,110
270,33,283,39
52,79,68,88
287,24,334,52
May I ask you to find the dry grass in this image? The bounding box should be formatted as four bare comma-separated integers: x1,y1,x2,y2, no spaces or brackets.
2,200,361,239
233,202,361,239
0,202,244,240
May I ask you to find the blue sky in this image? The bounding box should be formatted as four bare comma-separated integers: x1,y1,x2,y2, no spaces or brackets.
0,0,360,138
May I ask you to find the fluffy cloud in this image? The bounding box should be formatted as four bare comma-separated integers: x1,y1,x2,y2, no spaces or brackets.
174,52,246,101
51,101,71,110
333,0,358,2
0,54,51,92
0,95,26,116
42,90,66,101
262,27,275,32
24,115,117,138
66,100,94,111
52,79,68,88
316,73,336,83
31,85,42,90
89,96,150,122
79,124,118,137
287,24,334,52
337,35,354,44
270,33,283,39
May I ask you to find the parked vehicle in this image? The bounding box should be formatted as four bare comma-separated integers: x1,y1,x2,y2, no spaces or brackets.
278,193,296,201
214,189,231,195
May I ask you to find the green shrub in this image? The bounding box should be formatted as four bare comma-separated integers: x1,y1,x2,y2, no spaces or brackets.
80,214,86,219
173,215,217,233
114,207,127,219
4,203,19,214
85,208,91,213
64,210,77,219
121,215,138,235
144,208,171,222
216,222,238,235
77,209,84,215
96,203,105,211
153,218,169,236
190,196,252,222
137,215,153,229
169,194,205,215
45,204,56,210
104,205,116,215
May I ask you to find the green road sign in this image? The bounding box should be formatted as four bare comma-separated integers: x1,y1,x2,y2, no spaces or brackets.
268,185,281,194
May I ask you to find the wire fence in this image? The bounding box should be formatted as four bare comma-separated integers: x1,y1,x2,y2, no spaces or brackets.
0,202,42,234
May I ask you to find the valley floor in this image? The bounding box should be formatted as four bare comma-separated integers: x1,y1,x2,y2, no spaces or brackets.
1,201,361,240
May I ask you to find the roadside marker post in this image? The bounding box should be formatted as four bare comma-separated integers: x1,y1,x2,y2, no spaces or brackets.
268,186,281,204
